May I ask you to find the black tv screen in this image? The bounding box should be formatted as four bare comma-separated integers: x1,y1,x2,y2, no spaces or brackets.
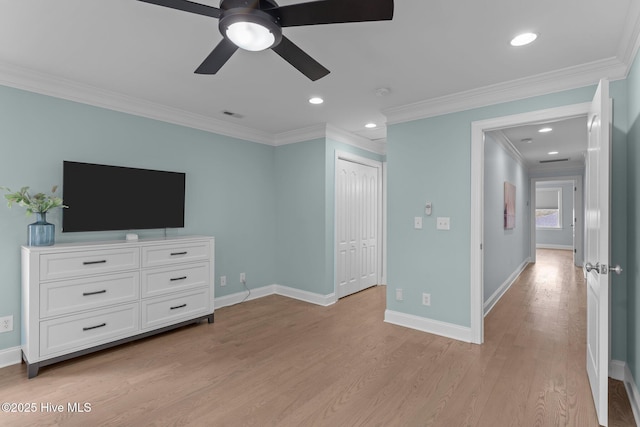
62,161,186,232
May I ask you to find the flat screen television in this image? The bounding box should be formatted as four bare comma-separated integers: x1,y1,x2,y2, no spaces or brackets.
62,161,186,232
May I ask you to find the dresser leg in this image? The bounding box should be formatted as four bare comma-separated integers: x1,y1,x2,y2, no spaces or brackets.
26,361,39,379
207,313,214,324
22,350,40,378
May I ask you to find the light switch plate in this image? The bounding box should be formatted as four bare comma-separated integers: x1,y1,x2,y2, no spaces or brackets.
414,217,423,229
436,217,450,230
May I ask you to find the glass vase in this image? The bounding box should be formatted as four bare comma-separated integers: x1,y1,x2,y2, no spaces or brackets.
28,212,55,246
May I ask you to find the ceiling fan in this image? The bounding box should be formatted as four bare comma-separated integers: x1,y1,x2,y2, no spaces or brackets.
138,0,394,81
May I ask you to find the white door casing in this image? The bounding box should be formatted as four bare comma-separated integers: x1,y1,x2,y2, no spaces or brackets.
470,102,592,344
336,152,381,299
585,79,611,427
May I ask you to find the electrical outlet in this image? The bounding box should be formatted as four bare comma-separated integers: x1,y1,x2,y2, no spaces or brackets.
436,217,450,230
422,293,431,306
220,276,227,287
240,272,246,284
396,288,403,301
0,315,13,333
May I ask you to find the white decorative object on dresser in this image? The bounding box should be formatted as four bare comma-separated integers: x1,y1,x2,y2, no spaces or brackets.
21,236,214,378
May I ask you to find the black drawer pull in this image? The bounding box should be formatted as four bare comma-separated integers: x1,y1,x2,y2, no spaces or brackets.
83,323,106,331
83,290,107,296
83,260,107,265
170,251,188,256
170,276,187,282
170,304,187,310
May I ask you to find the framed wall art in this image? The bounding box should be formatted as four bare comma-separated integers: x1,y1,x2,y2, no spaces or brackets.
504,181,516,229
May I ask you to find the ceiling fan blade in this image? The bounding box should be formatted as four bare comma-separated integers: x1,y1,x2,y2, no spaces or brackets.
138,0,221,18
273,0,393,27
195,39,239,74
272,36,329,81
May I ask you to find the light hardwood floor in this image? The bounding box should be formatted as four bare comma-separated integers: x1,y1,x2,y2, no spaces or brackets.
0,249,635,426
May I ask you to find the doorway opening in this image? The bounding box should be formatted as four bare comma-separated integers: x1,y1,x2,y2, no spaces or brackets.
531,176,584,268
470,102,591,344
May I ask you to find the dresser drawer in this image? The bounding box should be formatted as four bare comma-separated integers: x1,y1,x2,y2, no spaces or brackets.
40,248,140,281
40,272,140,318
141,289,210,330
141,242,209,268
141,263,209,298
39,303,139,357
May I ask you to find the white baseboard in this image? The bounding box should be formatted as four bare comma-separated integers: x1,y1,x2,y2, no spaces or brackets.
214,284,335,309
274,285,336,306
384,309,472,343
484,258,531,316
0,346,22,369
536,243,573,250
214,284,277,309
610,359,640,425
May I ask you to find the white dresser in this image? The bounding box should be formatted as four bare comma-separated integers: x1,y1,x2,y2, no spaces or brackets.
21,236,214,378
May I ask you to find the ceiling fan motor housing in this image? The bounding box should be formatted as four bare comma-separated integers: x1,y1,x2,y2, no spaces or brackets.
219,0,283,50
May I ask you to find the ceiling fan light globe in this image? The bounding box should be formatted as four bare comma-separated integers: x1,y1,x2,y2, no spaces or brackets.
226,21,275,51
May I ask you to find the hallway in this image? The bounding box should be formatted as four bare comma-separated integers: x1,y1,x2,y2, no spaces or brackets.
484,248,635,426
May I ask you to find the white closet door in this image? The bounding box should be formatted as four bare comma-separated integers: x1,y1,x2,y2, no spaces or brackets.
337,158,378,298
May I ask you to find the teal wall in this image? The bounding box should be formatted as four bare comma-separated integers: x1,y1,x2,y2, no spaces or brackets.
387,82,629,363
0,85,278,351
626,46,640,385
483,133,530,305
274,137,384,297
274,139,328,293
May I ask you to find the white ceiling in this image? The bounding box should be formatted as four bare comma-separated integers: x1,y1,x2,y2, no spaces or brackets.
0,0,638,149
491,116,588,171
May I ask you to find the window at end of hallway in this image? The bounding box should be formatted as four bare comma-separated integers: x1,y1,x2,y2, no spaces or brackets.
536,187,562,229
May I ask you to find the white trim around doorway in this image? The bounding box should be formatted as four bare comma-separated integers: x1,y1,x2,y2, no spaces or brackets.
470,102,591,344
334,151,384,298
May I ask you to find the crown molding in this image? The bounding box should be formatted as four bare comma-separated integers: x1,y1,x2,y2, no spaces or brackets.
267,124,386,155
326,124,386,155
0,61,388,154
0,61,275,145
383,57,627,126
617,0,640,70
272,124,327,146
488,130,527,169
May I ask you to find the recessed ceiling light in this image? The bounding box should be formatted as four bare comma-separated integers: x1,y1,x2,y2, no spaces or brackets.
365,123,377,129
374,87,391,97
521,138,533,144
510,32,538,47
308,97,324,105
538,127,553,133
548,151,559,155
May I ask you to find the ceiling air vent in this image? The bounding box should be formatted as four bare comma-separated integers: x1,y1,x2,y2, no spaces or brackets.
222,110,244,119
539,158,570,164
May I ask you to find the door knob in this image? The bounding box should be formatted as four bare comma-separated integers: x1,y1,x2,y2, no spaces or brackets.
584,262,599,273
609,264,623,275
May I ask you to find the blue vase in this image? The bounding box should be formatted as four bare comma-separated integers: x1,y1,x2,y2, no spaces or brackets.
28,212,55,246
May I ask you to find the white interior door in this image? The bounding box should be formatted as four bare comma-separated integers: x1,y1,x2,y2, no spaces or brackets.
337,161,359,297
585,79,611,426
336,158,379,298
